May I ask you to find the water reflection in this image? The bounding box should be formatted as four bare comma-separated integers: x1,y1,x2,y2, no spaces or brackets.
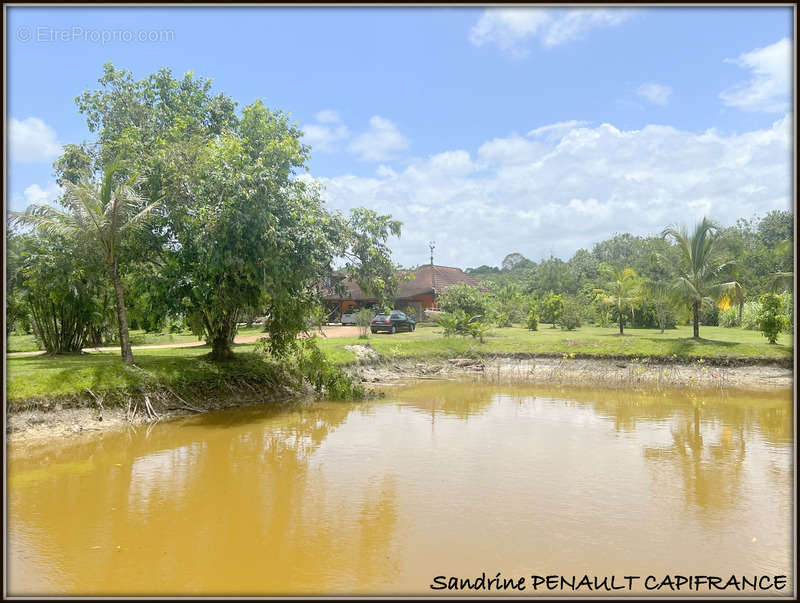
8,383,793,595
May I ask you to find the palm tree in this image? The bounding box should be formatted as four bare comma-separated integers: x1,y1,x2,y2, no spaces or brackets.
12,164,158,364
662,217,741,339
597,264,641,335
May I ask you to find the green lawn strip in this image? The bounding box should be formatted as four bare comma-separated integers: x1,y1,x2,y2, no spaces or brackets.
5,342,263,404
5,325,265,353
317,325,792,366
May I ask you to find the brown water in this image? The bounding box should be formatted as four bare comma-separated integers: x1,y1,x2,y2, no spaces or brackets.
7,382,794,596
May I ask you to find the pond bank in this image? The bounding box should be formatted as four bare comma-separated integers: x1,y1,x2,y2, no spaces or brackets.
6,353,792,444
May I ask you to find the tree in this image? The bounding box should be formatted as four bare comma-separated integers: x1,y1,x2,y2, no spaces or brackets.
12,163,158,364
662,217,742,339
757,293,789,344
539,291,565,327
596,264,641,335
643,280,677,334
437,283,489,319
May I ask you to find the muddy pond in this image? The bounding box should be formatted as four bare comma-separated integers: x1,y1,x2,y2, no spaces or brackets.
7,381,794,596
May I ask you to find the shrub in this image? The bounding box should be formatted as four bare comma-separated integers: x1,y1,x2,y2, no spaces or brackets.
440,310,490,342
757,293,789,344
354,307,374,338
525,309,539,331
540,291,565,327
559,298,582,331
740,301,760,330
719,306,740,328
778,291,793,332
438,284,489,319
495,311,512,328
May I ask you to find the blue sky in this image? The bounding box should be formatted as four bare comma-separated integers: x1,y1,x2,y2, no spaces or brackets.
7,6,794,268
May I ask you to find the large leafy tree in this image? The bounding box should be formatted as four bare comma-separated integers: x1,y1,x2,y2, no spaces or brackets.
12,164,158,364
662,217,742,339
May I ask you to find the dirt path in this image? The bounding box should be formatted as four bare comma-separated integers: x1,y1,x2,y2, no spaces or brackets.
7,326,363,357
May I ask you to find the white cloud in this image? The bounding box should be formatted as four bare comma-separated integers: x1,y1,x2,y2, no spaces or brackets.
469,8,632,56
720,38,791,113
636,83,672,106
9,117,62,163
24,182,62,205
301,109,349,153
310,116,791,268
348,116,410,161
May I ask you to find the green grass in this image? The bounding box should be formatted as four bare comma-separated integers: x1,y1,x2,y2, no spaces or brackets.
5,324,792,403
6,342,260,403
317,324,793,365
6,325,266,353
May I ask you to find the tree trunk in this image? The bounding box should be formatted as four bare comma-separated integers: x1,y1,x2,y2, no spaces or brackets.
208,314,237,361
738,300,743,325
619,312,624,335
109,261,134,365
692,301,700,339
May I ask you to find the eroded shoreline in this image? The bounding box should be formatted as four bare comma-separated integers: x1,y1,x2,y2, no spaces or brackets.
6,355,793,443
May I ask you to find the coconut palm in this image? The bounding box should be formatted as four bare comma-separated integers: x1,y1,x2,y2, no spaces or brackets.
11,163,159,364
596,264,641,335
662,217,742,339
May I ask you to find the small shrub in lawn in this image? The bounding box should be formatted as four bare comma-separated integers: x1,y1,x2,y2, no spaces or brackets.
758,293,789,344
525,310,539,331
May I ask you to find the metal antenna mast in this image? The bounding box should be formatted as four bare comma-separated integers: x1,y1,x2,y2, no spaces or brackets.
429,241,436,266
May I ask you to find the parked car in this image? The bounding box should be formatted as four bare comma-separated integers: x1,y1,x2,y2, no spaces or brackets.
370,310,415,334
341,312,357,325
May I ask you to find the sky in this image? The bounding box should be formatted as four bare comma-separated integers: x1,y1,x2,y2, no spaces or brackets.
6,6,794,269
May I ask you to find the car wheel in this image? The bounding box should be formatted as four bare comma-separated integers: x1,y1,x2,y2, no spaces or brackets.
391,325,396,334
410,323,415,331
371,328,377,334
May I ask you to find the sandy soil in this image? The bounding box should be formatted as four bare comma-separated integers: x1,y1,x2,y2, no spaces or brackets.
6,351,792,444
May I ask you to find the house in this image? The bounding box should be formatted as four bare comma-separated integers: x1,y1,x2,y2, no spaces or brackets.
321,264,489,320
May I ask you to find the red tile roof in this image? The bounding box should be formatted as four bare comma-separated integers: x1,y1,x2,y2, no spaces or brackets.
322,265,488,301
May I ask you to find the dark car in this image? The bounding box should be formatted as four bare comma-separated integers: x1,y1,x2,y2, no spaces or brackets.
370,310,415,334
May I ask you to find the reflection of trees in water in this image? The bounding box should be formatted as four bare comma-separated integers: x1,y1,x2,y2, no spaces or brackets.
394,381,496,420
8,401,401,595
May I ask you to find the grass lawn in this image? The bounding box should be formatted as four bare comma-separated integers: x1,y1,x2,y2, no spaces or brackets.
5,324,792,403
6,325,265,353
318,324,793,365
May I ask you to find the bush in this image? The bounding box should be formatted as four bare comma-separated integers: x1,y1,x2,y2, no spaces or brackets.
440,310,490,342
778,291,793,332
354,307,374,338
495,311,512,328
740,301,761,330
438,284,489,319
525,309,539,331
540,291,565,327
719,306,740,328
558,298,582,331
757,293,789,344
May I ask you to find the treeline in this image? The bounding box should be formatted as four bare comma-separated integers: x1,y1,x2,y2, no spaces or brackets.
454,212,794,338
6,62,401,370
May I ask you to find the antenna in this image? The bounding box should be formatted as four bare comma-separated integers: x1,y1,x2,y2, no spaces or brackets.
429,241,436,266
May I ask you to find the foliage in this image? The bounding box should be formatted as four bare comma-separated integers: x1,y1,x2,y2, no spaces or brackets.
354,307,374,339
558,298,583,331
439,310,490,342
757,293,789,344
539,291,565,327
662,217,742,339
260,337,365,399
437,283,490,319
595,264,641,335
525,309,539,331
14,230,109,354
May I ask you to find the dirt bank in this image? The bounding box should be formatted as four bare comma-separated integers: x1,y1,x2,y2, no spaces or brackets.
6,354,792,444
348,355,793,391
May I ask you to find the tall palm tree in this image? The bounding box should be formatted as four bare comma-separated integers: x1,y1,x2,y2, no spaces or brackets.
597,264,641,335
662,217,741,339
12,164,158,364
